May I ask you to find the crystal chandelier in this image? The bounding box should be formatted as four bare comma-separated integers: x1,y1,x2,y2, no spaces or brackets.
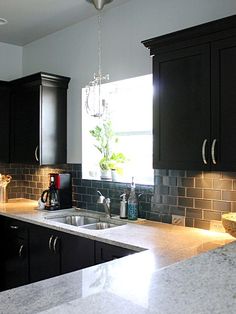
85,0,113,118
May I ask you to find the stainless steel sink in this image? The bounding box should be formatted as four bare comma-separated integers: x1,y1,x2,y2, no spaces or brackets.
80,222,119,230
46,212,126,230
46,215,99,226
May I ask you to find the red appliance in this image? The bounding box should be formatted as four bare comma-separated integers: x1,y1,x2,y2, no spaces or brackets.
41,173,72,210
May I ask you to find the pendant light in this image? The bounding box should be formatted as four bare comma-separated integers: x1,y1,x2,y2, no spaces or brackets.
85,0,113,118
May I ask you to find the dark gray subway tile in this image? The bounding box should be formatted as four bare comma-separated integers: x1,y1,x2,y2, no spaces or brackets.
194,219,211,230
169,169,185,177
203,172,221,179
178,177,194,188
186,208,202,219
203,210,221,221
178,197,193,207
195,199,212,210
185,217,194,227
213,179,232,190
195,178,213,189
213,200,231,212
186,171,202,177
222,191,236,201
169,206,185,216
186,188,202,198
203,189,221,200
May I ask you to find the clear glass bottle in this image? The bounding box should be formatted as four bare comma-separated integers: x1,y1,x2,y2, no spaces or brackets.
128,177,138,220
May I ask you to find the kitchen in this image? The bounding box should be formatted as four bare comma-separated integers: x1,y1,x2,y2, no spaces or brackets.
1,0,236,313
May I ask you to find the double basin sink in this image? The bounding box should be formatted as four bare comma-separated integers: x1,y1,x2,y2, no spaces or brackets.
45,213,125,230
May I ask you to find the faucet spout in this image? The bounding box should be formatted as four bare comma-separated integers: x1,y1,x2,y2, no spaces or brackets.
97,190,111,218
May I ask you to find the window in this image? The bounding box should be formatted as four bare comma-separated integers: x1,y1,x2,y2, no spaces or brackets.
82,74,153,185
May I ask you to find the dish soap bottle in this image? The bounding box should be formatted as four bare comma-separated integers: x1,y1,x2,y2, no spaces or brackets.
120,193,127,219
128,177,138,220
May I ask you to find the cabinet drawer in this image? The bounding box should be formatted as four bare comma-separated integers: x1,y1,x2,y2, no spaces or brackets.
4,217,28,239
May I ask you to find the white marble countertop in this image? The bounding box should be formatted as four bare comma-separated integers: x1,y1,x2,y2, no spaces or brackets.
0,199,235,313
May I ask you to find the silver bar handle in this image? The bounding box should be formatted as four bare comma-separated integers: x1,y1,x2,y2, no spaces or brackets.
211,139,217,165
10,225,19,230
202,139,207,164
19,244,24,258
35,145,39,162
48,235,54,251
53,236,59,253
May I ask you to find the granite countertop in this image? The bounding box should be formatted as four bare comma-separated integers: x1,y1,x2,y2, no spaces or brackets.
0,199,235,313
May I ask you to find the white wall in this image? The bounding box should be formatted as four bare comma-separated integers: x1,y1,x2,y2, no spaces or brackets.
0,42,22,80
22,0,236,163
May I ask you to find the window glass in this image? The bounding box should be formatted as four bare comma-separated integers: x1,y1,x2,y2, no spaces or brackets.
82,74,153,185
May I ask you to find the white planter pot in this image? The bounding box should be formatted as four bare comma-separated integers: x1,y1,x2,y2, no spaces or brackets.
100,169,111,180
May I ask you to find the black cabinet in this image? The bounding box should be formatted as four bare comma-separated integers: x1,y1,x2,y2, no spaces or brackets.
211,36,236,171
2,217,29,290
29,224,95,283
95,241,135,264
143,15,236,171
10,72,70,165
29,224,60,282
152,45,210,170
0,81,10,162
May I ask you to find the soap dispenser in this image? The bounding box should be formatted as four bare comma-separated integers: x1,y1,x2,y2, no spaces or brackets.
120,193,127,219
127,177,138,220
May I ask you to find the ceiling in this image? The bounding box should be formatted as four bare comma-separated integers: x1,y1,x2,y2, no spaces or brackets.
0,0,130,46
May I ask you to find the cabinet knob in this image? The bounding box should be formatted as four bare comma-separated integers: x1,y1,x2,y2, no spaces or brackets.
201,139,208,165
211,139,217,165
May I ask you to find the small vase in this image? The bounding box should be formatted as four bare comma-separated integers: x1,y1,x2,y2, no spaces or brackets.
111,169,118,182
100,169,111,180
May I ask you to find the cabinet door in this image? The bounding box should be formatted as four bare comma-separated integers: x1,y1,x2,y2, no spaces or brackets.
0,82,10,162
41,85,67,165
3,237,29,289
95,241,135,264
29,225,60,283
2,217,29,290
61,232,94,274
153,44,210,170
211,36,236,171
10,86,39,163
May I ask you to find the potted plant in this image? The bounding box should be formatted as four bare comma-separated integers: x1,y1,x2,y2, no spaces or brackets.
90,120,126,180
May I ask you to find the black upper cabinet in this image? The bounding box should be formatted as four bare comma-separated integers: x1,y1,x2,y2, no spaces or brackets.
0,81,10,163
152,45,210,170
143,15,236,171
10,72,70,165
211,36,236,171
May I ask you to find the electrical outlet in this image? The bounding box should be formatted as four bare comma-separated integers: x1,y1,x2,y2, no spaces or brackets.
210,220,225,233
172,215,185,226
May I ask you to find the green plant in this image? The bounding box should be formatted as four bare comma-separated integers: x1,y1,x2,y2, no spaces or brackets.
90,120,126,172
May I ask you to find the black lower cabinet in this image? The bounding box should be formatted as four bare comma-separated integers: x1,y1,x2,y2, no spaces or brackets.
2,217,29,290
95,241,135,264
1,216,136,291
61,232,94,274
29,224,95,283
29,225,61,283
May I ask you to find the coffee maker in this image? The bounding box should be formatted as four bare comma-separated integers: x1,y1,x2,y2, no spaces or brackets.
41,173,72,210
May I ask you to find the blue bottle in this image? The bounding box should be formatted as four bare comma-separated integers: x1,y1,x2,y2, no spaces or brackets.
128,177,138,220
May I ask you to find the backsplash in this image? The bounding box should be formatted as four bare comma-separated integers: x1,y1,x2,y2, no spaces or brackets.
1,163,236,231
153,169,236,230
0,163,153,216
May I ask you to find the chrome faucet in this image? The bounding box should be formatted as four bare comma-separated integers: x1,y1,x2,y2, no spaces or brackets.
97,190,111,218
